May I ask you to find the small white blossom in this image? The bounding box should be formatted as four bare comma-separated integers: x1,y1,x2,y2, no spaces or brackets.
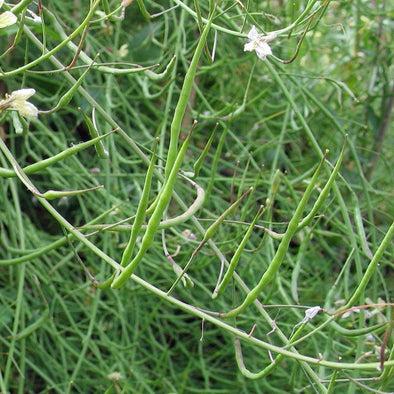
0,88,38,117
107,372,123,381
0,0,17,28
303,306,322,322
291,306,322,336
116,43,129,58
244,25,276,60
294,306,322,330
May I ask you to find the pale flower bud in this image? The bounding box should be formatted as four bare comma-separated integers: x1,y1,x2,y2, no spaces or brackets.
0,0,17,28
0,89,38,118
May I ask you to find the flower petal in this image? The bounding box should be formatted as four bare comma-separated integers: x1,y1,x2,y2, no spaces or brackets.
244,41,256,52
0,11,17,28
255,42,272,60
9,88,36,101
304,306,322,321
265,32,278,42
247,25,259,40
0,0,4,8
14,101,38,117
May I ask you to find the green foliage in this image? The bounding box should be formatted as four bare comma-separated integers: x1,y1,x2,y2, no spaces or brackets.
0,0,393,392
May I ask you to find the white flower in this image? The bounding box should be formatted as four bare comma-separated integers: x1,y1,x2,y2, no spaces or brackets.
107,372,123,381
116,43,129,58
292,306,322,334
0,0,17,28
0,89,38,117
294,306,322,329
244,25,276,60
303,306,322,322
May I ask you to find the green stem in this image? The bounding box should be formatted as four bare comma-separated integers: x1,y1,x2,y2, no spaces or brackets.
342,221,394,310
1,1,101,77
0,130,114,178
127,272,392,371
213,205,264,298
165,8,214,179
112,128,194,288
0,138,122,272
120,139,158,267
223,152,329,318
